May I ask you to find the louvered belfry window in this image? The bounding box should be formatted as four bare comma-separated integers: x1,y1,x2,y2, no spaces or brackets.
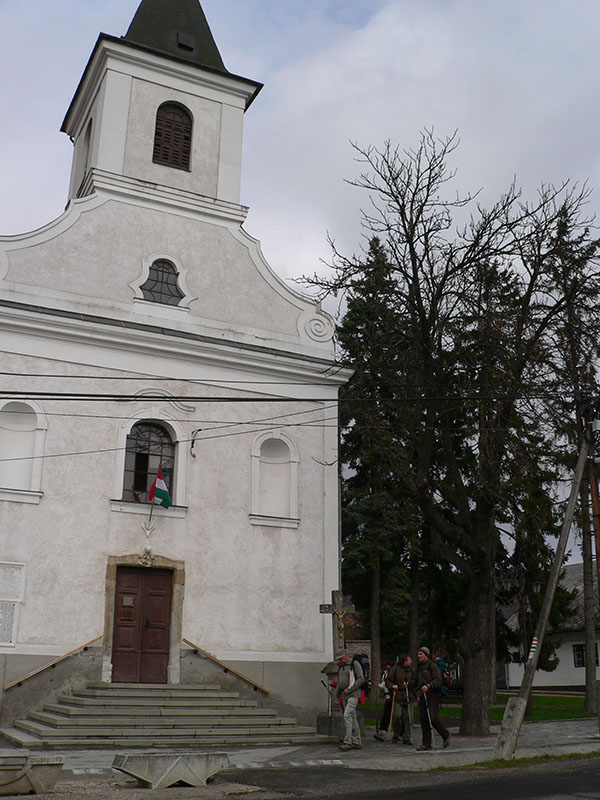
153,103,192,171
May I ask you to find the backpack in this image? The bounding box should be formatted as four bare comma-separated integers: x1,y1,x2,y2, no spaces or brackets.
434,657,451,695
352,653,373,691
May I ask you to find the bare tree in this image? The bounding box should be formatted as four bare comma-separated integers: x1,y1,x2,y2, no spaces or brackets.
305,130,600,735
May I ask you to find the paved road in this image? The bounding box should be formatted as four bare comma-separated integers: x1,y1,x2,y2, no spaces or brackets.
227,757,600,800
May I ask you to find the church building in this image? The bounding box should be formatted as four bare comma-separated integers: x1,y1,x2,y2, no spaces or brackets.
0,0,347,730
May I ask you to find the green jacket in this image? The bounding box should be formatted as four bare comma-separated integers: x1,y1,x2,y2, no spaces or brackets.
335,659,365,699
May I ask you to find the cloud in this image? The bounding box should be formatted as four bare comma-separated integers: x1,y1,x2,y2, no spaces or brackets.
1,0,600,288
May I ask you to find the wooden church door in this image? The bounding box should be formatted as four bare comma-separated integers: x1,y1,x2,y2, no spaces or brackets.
111,566,173,683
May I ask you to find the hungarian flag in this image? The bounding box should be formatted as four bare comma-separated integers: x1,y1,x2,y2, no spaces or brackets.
148,468,171,508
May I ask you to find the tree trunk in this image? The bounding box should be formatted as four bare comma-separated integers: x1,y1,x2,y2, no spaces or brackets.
370,559,381,702
579,478,598,714
408,549,420,660
459,568,496,736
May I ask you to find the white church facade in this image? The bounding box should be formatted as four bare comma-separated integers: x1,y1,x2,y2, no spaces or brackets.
0,0,347,724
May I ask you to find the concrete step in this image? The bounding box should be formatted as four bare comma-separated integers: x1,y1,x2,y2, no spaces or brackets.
29,711,297,729
56,694,259,708
1,681,327,752
75,687,242,699
15,720,304,738
86,683,223,692
43,703,277,719
0,728,44,748
0,727,330,750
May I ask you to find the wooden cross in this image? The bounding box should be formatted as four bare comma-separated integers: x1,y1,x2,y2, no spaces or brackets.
319,590,355,655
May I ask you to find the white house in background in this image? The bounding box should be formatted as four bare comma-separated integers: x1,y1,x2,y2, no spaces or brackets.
504,562,599,689
0,0,349,722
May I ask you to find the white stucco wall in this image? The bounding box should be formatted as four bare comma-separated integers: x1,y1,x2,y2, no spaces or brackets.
506,631,600,687
0,348,341,664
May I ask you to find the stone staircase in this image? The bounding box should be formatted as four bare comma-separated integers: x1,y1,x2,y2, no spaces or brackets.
0,683,328,749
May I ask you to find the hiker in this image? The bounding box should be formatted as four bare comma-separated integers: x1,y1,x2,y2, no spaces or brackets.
374,660,394,741
332,648,364,751
415,646,450,751
385,653,414,744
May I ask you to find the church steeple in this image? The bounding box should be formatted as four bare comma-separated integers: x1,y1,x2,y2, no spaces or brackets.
61,0,261,211
123,0,228,75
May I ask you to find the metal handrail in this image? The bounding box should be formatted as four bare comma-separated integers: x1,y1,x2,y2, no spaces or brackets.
182,638,270,695
3,635,103,691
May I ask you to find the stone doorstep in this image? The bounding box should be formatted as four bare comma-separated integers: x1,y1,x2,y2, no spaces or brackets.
113,751,230,789
0,728,328,750
57,695,259,707
14,721,318,739
86,683,223,690
78,688,240,698
44,704,274,717
29,713,297,728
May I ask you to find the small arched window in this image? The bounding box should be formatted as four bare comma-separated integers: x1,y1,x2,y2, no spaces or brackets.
250,432,299,527
139,259,185,306
153,103,192,171
0,401,47,503
122,422,175,504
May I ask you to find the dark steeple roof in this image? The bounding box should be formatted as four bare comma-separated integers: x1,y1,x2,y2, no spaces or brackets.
123,0,228,74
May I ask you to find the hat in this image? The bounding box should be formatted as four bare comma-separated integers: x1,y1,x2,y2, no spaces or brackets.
417,646,430,657
335,648,348,660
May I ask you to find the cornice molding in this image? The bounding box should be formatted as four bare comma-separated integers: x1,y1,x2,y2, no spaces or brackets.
0,301,351,390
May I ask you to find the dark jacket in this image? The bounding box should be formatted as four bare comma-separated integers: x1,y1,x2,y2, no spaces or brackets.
385,663,415,704
415,658,442,695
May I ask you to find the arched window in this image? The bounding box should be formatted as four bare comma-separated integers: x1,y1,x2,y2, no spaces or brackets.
139,259,185,306
250,432,299,528
122,422,175,504
152,103,192,171
0,401,47,504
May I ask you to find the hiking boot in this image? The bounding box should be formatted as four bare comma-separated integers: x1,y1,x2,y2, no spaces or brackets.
351,743,362,749
443,734,451,749
416,745,432,751
339,744,353,751
402,739,412,745
373,734,385,742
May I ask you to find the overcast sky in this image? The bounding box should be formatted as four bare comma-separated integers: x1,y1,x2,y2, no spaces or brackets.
2,0,600,297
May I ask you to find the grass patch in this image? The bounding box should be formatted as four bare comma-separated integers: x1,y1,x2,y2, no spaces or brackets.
363,692,595,726
434,750,600,771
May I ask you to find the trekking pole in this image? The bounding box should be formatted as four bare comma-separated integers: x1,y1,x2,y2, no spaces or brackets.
386,690,396,741
423,691,435,750
321,680,333,738
405,685,413,730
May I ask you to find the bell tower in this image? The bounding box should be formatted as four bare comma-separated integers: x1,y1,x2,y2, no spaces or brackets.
61,0,262,210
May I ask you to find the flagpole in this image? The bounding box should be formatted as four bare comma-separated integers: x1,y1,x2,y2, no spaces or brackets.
147,462,161,527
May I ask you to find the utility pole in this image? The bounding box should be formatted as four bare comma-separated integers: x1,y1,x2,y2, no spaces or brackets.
589,419,600,608
494,436,590,760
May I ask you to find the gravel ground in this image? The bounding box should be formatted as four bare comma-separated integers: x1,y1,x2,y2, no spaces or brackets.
0,772,291,800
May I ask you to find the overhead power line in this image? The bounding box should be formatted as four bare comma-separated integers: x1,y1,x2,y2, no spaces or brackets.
0,412,342,464
0,391,568,402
